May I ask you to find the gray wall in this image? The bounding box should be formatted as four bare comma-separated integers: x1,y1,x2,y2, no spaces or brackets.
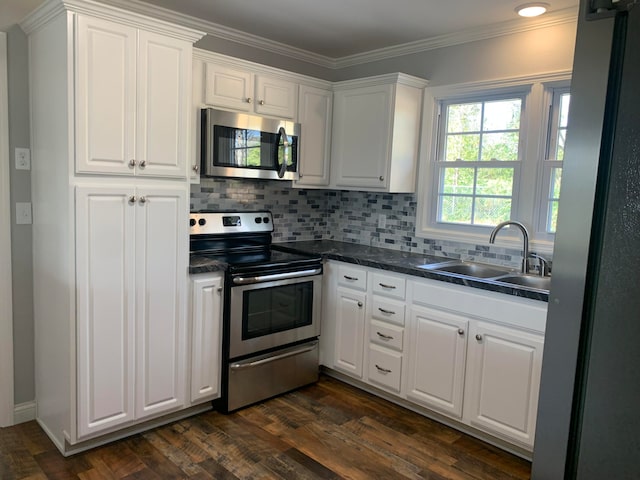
7,18,577,407
7,25,34,405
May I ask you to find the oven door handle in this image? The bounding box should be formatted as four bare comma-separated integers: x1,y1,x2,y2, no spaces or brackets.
229,341,318,370
232,267,322,285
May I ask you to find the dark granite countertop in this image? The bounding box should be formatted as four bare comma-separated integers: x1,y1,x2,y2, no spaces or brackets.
271,240,549,302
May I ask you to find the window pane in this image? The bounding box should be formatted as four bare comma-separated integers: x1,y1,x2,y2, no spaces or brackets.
556,129,566,161
550,167,562,199
445,134,480,161
439,195,472,224
548,200,559,233
483,99,521,130
447,103,481,132
474,197,512,226
559,93,571,127
476,168,514,196
442,167,475,194
481,132,520,161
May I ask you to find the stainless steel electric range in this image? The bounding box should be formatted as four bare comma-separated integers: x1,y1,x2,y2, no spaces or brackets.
189,211,322,412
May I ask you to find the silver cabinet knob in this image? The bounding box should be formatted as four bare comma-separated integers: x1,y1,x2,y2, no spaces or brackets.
357,301,363,308
139,160,146,168
129,159,136,167
475,334,483,341
128,195,136,204
138,196,146,204
259,100,265,105
193,164,199,172
379,176,384,181
217,287,223,293
246,97,252,104
298,173,303,178
458,328,465,336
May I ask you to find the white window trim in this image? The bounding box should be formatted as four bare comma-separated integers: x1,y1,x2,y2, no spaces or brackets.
0,32,15,427
416,71,571,256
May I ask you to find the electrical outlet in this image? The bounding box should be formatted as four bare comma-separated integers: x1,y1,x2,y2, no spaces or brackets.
15,148,31,171
378,214,386,229
15,202,32,225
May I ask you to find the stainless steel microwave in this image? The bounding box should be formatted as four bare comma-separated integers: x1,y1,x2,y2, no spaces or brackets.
201,108,300,180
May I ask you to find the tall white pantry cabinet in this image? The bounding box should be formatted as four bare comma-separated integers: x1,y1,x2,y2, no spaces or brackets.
21,0,205,454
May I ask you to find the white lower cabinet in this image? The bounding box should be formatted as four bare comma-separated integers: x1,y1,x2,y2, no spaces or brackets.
76,184,188,439
190,274,223,403
463,321,544,449
406,306,468,418
334,286,366,378
322,260,547,453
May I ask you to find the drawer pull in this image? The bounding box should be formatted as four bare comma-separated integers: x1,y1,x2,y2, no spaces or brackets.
378,283,396,289
376,331,394,340
343,275,358,281
375,364,392,374
378,307,396,315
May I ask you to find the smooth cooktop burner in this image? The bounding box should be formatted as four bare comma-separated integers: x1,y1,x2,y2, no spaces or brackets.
190,247,321,274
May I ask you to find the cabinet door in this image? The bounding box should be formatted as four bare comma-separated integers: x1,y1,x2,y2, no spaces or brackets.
190,274,223,403
254,74,297,119
75,15,136,175
204,62,253,112
464,322,544,448
406,307,468,418
332,85,393,189
334,287,366,378
294,85,332,187
137,31,190,178
76,186,136,438
134,185,188,420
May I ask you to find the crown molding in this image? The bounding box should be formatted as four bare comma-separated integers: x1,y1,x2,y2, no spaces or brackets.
27,0,578,70
334,8,578,68
101,0,337,68
22,0,205,42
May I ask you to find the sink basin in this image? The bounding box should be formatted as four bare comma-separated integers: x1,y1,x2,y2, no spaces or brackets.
422,262,511,278
495,275,551,291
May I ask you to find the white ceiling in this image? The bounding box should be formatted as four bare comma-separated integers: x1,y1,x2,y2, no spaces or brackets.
1,0,579,60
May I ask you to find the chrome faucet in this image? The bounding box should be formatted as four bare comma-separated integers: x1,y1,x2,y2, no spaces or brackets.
489,221,529,274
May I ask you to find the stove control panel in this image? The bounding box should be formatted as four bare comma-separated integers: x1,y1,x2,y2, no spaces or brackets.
189,211,274,235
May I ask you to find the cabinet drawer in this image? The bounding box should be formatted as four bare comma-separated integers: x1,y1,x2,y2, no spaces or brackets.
372,271,406,299
370,319,404,352
337,264,367,291
372,297,405,326
368,345,402,392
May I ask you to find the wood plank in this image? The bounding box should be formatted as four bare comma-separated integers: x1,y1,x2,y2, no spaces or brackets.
0,376,531,480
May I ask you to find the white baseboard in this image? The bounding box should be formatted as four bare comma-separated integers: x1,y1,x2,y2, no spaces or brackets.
14,401,37,424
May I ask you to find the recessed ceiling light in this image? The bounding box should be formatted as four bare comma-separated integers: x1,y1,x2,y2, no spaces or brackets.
516,3,550,17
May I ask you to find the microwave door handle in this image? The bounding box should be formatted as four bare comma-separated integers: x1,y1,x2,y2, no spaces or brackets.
276,126,289,178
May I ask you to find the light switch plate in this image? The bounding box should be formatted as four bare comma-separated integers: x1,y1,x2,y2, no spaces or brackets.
15,202,32,225
15,148,31,170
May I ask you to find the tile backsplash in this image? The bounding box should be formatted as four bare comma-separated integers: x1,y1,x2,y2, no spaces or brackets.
191,178,535,269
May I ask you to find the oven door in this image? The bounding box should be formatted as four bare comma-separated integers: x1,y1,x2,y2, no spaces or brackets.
229,269,322,359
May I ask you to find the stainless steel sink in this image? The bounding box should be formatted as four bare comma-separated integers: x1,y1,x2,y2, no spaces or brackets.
422,262,512,278
494,275,551,291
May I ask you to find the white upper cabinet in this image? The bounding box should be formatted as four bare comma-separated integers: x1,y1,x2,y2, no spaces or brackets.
75,15,192,178
204,61,298,119
295,84,332,187
330,74,427,192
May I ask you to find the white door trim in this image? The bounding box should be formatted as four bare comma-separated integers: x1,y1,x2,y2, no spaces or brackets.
0,32,15,427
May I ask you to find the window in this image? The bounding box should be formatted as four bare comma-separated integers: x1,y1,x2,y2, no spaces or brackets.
436,97,522,226
416,74,571,253
542,89,570,233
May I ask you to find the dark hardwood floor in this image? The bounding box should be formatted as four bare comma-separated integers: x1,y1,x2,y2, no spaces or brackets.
0,376,531,479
